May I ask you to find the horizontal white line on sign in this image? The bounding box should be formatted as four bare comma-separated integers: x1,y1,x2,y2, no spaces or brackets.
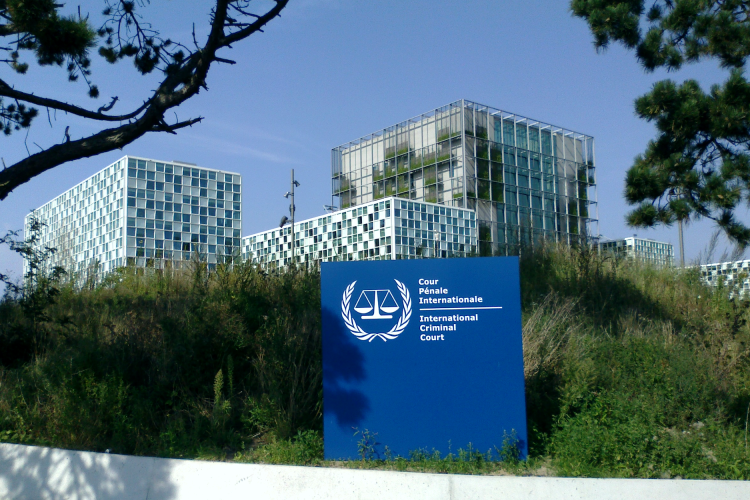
419,306,503,311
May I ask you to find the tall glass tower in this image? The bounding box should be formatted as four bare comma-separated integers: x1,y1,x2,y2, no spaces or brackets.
331,100,597,255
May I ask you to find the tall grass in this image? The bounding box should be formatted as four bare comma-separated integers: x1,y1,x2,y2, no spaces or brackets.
1,244,749,477
0,261,321,458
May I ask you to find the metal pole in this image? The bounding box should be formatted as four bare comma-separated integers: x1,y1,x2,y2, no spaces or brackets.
291,169,295,264
678,218,685,268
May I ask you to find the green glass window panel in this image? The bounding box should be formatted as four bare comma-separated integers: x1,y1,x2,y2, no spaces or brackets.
491,162,503,182
490,141,503,162
505,166,517,186
531,173,541,191
384,159,396,178
505,186,517,206
532,211,543,228
478,180,491,200
568,198,578,216
544,214,555,231
518,170,529,188
477,159,490,179
373,181,385,200
569,216,579,234
517,150,529,169
578,181,588,200
503,121,515,145
397,174,409,193
397,155,409,174
504,146,516,166
437,141,451,162
476,139,489,159
492,182,504,203
493,119,503,143
531,194,542,210
424,166,437,186
530,153,541,171
425,185,437,203
518,189,530,208
529,127,540,153
542,156,553,174
516,126,527,150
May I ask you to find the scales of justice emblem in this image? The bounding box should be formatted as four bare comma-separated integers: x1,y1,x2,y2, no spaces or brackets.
341,279,412,342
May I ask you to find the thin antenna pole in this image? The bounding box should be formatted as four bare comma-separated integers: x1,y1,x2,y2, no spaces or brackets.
678,218,685,268
291,169,295,263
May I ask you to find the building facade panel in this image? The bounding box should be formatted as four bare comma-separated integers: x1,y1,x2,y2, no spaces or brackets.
24,158,127,279
701,260,750,295
124,157,242,268
25,156,241,281
242,197,476,269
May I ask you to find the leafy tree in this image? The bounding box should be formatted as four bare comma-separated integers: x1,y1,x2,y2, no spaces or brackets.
0,0,288,200
571,0,750,245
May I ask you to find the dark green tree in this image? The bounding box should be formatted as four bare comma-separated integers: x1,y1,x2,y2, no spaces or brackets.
0,0,288,201
571,0,750,245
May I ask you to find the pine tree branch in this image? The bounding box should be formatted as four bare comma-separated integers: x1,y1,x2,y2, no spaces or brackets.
0,0,290,201
0,78,148,121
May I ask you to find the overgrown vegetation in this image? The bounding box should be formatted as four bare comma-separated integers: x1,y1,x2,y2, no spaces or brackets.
1,241,750,478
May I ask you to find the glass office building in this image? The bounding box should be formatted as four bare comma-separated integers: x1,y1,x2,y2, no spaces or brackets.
599,237,674,267
24,155,242,280
242,197,476,269
331,99,598,255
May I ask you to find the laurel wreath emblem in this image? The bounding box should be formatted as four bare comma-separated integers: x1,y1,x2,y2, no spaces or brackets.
341,280,411,342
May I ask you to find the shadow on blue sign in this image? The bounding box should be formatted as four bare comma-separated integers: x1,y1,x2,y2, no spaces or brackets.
321,308,370,427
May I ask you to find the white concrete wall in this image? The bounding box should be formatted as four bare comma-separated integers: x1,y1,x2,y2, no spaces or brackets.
1,442,748,500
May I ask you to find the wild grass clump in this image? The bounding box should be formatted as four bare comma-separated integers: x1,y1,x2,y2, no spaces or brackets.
520,243,750,479
0,260,321,458
1,241,750,478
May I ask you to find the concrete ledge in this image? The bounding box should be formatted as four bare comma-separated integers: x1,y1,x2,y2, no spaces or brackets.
1,442,748,500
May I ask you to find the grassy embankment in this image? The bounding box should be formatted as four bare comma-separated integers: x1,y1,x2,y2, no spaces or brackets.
1,245,749,478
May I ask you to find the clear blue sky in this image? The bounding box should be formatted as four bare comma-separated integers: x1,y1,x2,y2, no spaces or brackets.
0,0,739,281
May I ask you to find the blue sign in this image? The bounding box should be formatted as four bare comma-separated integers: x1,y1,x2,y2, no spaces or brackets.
321,257,527,460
